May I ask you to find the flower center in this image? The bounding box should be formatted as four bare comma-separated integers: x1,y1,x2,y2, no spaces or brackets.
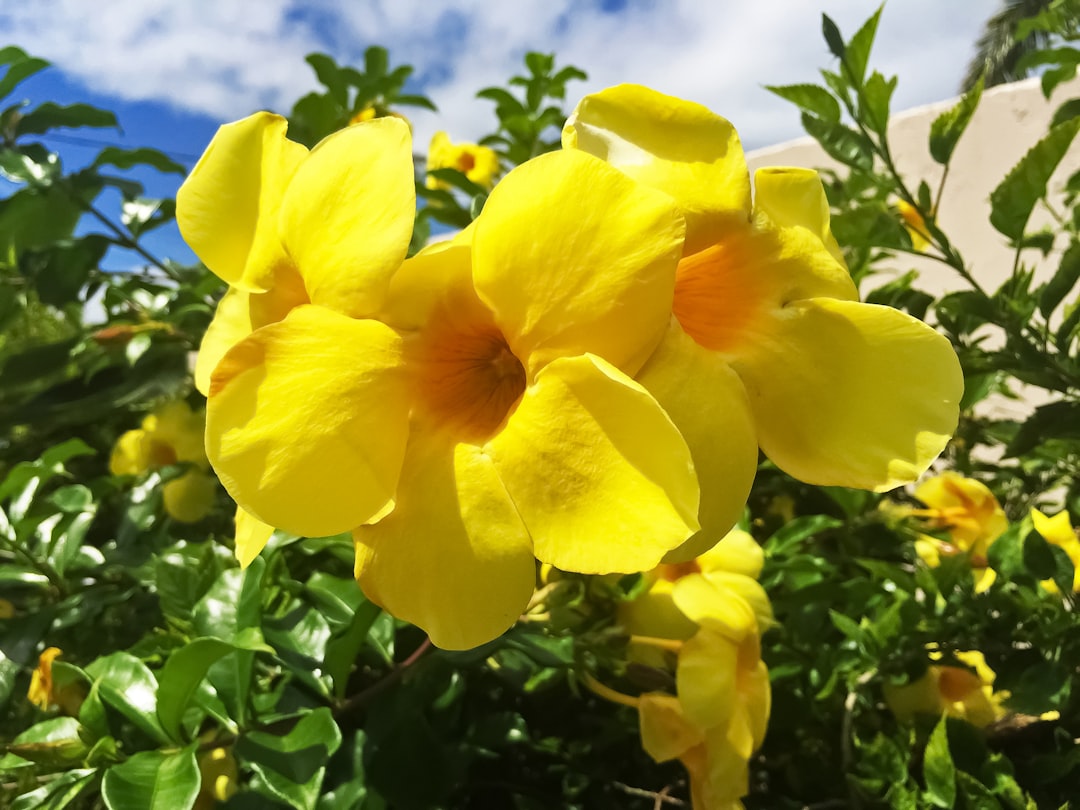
937,666,982,702
455,152,476,174
656,560,701,582
416,305,526,441
672,239,765,354
148,439,178,468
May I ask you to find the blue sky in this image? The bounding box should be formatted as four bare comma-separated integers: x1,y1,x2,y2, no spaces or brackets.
2,0,1002,271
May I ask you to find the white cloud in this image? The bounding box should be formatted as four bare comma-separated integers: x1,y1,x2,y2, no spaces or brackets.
1,0,1003,151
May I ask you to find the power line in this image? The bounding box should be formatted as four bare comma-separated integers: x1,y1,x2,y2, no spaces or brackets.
38,132,200,164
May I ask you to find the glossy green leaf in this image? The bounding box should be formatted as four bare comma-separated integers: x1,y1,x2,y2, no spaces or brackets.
930,77,983,164
305,53,347,107
10,768,96,810
821,13,845,59
844,5,882,86
241,708,341,810
1040,242,1080,317
861,70,896,135
800,113,873,170
0,49,49,104
101,748,199,810
990,116,1080,241
924,715,955,808
84,652,168,745
156,632,271,743
766,83,841,123
16,102,117,135
91,147,186,176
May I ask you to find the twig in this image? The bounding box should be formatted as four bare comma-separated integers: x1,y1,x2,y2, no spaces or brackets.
612,781,686,808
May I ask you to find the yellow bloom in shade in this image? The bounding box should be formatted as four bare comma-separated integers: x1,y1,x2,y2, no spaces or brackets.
426,131,500,190
911,472,1007,592
110,401,216,523
897,199,932,251
177,112,415,396
1031,508,1080,592
196,129,699,648
564,85,963,561
884,650,1007,729
194,744,239,810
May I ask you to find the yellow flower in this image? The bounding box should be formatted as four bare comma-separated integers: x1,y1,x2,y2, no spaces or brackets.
564,85,963,561
911,472,1007,592
426,131,500,190
619,529,771,808
190,123,699,648
178,112,415,557
897,199,932,251
884,650,1007,729
110,401,216,523
177,112,415,396
27,647,85,715
194,745,239,810
0,598,14,619
1031,508,1080,592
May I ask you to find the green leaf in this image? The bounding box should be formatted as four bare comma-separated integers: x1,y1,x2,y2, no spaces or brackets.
765,83,841,122
324,601,381,700
1040,242,1080,317
924,715,956,808
844,5,883,86
426,166,488,197
191,558,265,724
101,748,200,810
956,772,1002,809
240,708,342,810
0,51,49,104
861,70,896,135
10,768,96,810
990,116,1080,241
16,102,118,135
1051,97,1080,127
392,93,437,111
156,632,271,743
84,652,168,745
0,143,61,184
930,78,983,164
306,53,347,107
91,147,186,176
364,46,388,78
1023,526,1058,580
800,113,874,170
821,13,846,59
765,514,843,555
1006,400,1080,456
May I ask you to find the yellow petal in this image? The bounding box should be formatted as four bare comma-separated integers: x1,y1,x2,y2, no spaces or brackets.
638,693,704,762
619,579,698,646
486,353,699,573
636,323,758,563
206,305,409,537
753,167,845,265
150,401,206,467
177,112,305,292
280,118,414,318
563,84,750,256
353,429,535,650
697,724,752,806
883,671,943,723
110,429,152,476
235,507,274,568
1032,507,1077,547
671,574,757,641
163,470,217,523
676,629,739,730
696,528,764,580
732,298,962,491
473,149,685,376
701,571,773,632
28,647,62,710
196,288,253,396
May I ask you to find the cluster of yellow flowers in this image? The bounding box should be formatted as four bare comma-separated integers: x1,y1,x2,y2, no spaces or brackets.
110,400,216,523
175,84,962,651
611,529,771,809
909,471,1080,593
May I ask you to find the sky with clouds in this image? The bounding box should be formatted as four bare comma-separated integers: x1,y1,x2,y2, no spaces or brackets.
1,0,1002,264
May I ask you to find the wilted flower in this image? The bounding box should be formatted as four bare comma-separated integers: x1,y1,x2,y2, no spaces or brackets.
426,131,500,190
884,649,1007,728
1031,508,1080,592
27,647,85,716
110,401,216,523
911,472,1006,592
564,84,963,560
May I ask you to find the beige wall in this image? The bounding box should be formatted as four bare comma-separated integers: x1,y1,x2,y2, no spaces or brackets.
746,76,1080,298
